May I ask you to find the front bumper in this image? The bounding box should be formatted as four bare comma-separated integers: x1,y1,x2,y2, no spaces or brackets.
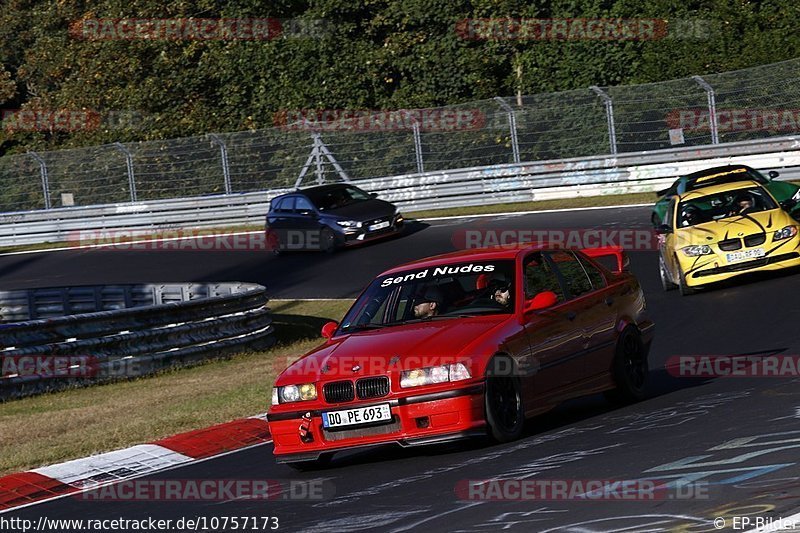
267,382,485,463
340,217,404,247
679,236,800,287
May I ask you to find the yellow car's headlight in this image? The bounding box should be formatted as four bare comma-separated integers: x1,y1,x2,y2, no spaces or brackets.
682,245,713,257
773,225,798,241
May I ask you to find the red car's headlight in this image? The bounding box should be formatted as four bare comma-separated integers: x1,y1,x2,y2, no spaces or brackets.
400,363,472,388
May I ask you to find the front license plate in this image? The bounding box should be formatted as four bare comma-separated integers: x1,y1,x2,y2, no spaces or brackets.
322,404,392,428
368,221,390,231
726,248,765,263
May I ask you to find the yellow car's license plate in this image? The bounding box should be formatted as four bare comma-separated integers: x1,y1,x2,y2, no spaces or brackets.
726,248,765,263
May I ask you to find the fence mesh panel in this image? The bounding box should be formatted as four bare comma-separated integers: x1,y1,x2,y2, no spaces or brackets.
2,58,800,213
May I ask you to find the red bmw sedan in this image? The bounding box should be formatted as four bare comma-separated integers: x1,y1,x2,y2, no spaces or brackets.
267,244,655,468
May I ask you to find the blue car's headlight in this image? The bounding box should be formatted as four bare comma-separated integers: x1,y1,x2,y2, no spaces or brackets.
336,220,362,228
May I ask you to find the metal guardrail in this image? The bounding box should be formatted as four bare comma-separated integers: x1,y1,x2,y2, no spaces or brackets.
0,282,274,400
1,135,800,248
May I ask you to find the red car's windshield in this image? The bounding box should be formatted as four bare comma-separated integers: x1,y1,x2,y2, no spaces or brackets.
339,260,516,332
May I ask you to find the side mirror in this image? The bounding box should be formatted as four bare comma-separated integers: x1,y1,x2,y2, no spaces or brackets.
769,170,780,180
369,192,378,199
321,321,338,339
781,198,797,211
655,224,673,235
524,291,558,313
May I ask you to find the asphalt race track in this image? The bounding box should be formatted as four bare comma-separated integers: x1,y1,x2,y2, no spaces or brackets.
5,205,800,532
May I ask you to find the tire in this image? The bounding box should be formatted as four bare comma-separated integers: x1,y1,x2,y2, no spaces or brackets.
485,357,525,443
605,327,648,404
320,228,337,254
265,230,283,256
286,452,333,471
659,255,676,291
677,264,696,296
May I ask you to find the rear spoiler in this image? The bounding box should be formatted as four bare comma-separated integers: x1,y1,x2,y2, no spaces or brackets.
581,246,630,273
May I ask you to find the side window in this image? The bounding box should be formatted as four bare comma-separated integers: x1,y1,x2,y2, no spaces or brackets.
523,252,565,302
665,197,676,227
577,255,607,289
295,196,314,212
547,251,593,298
276,197,295,213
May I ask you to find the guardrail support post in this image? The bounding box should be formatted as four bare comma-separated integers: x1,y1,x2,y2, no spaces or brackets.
590,86,618,155
209,134,232,194
494,97,521,164
113,142,137,202
295,128,351,188
692,75,719,145
28,152,51,209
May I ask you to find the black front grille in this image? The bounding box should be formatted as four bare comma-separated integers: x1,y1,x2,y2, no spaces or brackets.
323,381,355,403
744,233,766,247
718,238,742,251
356,376,390,400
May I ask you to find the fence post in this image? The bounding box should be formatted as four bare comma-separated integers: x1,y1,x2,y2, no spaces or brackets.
113,142,137,202
209,134,232,194
590,86,618,155
692,75,719,145
28,152,51,209
402,110,424,174
493,97,521,164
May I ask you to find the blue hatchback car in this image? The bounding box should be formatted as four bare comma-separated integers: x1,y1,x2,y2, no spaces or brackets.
265,183,404,253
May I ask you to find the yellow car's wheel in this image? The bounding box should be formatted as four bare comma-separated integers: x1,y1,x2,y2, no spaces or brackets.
659,255,676,292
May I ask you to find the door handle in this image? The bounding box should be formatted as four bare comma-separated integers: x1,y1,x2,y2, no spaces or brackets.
605,297,614,306
566,311,577,321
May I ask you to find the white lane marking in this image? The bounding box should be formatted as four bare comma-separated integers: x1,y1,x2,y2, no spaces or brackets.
388,502,486,532
1,440,273,514
33,444,193,487
0,230,263,257
743,510,800,532
420,203,651,222
0,203,652,257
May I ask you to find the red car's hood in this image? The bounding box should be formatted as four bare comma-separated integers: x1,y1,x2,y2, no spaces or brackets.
277,316,508,383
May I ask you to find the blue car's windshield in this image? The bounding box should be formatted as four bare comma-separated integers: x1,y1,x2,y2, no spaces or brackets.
305,185,372,211
339,260,516,332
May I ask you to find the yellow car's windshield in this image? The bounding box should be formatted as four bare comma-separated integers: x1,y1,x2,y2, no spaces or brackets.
677,187,777,228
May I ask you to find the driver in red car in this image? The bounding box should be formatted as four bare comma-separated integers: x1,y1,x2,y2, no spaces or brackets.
413,286,445,318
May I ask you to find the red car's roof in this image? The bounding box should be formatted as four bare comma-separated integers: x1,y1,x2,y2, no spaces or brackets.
379,243,544,276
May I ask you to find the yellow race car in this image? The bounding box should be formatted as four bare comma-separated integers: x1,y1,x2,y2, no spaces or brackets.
656,179,800,295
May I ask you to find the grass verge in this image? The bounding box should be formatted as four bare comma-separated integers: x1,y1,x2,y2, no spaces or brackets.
0,299,353,476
